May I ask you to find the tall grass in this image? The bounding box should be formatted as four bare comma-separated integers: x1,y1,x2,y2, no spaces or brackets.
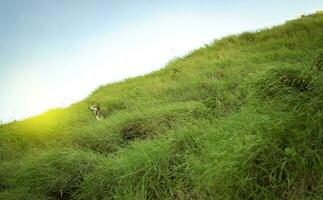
0,11,322,199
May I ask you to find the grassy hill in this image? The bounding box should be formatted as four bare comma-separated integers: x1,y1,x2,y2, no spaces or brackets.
1,12,323,200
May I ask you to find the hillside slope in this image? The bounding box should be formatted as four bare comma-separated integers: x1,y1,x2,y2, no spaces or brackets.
1,12,323,200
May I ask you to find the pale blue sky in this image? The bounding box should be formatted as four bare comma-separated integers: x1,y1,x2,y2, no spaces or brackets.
0,0,322,122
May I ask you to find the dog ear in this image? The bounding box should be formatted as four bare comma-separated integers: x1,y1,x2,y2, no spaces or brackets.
96,103,100,109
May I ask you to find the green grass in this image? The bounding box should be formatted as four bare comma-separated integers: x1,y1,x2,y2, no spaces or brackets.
1,12,323,200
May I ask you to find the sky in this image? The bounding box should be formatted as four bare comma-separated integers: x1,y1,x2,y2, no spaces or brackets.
0,0,322,123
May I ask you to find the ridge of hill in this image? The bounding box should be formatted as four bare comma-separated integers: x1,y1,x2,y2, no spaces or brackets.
0,12,323,200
